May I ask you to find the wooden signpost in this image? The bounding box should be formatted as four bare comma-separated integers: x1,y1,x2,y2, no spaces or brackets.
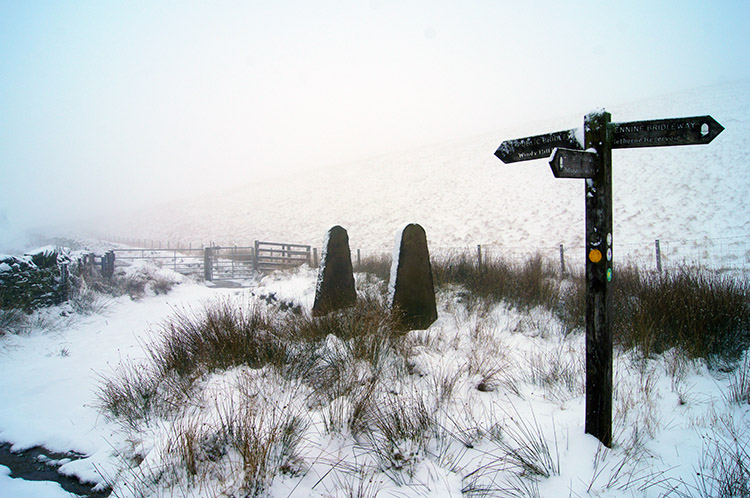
495,112,724,447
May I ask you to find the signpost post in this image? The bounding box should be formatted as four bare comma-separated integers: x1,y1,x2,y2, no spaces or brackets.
495,112,724,447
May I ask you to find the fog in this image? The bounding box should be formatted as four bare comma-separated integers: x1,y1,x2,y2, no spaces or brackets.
1,0,749,252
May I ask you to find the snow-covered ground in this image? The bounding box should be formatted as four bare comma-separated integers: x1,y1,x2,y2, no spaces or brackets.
87,81,750,272
1,81,748,496
0,261,748,497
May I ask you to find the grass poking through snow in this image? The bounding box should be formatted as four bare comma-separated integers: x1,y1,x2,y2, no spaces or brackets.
96,252,749,497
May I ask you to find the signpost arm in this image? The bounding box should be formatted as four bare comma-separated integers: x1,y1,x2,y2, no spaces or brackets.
584,110,613,447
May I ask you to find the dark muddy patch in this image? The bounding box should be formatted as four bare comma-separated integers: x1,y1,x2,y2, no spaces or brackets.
0,442,111,497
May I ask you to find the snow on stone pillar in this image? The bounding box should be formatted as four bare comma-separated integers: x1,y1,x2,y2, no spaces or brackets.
312,226,357,316
388,223,437,331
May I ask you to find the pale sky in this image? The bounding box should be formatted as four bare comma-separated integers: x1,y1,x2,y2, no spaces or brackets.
1,0,749,242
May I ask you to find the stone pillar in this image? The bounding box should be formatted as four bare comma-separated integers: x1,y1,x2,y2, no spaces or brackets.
388,223,437,330
312,226,357,316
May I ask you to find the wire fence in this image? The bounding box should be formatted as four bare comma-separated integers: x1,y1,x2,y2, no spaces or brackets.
355,235,750,277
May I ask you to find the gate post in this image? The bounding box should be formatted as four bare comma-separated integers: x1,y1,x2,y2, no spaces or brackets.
204,247,213,281
102,250,115,278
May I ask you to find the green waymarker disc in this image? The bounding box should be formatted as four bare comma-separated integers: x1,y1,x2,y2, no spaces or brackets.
607,268,612,281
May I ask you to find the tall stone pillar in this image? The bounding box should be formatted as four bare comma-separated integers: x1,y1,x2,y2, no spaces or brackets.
312,226,357,316
388,223,437,330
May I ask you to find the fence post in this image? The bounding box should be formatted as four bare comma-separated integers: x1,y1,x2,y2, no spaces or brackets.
655,239,662,273
477,244,482,269
253,240,259,272
560,244,566,275
357,249,361,270
313,248,318,268
204,247,213,281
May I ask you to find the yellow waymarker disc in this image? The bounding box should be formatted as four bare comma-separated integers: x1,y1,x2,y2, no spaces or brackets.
589,249,603,263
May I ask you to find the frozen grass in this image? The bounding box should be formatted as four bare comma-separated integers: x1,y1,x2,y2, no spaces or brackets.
94,255,750,497
356,254,392,282
429,251,750,364
432,251,560,313
149,300,283,377
97,288,549,496
613,264,750,363
727,354,750,405
98,295,422,495
693,419,750,498
0,308,24,336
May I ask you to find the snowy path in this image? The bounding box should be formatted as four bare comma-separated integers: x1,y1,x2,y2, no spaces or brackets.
0,283,236,496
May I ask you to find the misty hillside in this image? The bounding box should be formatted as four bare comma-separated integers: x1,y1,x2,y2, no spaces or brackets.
97,81,749,268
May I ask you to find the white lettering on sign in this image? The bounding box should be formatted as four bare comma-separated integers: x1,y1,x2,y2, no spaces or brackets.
517,147,554,160
612,118,719,148
615,136,686,146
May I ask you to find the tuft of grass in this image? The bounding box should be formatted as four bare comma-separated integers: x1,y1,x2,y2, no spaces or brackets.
693,417,750,498
282,295,396,344
361,390,437,484
325,466,383,498
148,300,283,379
613,265,750,363
495,406,560,479
727,354,750,405
556,271,586,334
117,377,310,498
432,252,560,312
462,403,558,498
524,340,584,401
356,254,392,282
68,282,111,315
433,249,749,364
96,359,161,431
0,308,24,335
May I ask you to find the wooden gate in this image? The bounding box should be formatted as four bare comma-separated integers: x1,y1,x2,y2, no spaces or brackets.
113,240,312,282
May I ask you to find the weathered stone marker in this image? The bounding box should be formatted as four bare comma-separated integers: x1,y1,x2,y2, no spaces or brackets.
389,223,438,330
495,112,723,447
312,226,357,316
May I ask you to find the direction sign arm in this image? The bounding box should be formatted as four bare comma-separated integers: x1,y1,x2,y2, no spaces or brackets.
495,128,582,163
549,147,598,178
611,115,724,149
